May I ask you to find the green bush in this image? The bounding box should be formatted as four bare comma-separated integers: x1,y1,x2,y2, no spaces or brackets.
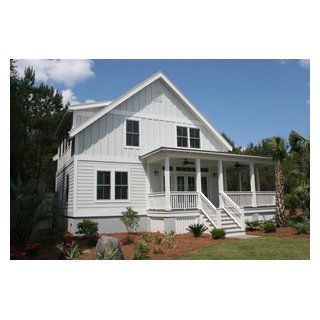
153,247,164,254
55,240,83,260
96,249,118,260
164,231,175,248
76,219,99,236
245,220,262,231
187,223,208,237
263,221,276,233
131,240,149,260
210,228,226,239
153,236,162,245
141,232,154,242
120,207,140,233
294,221,310,234
288,215,308,227
122,236,135,245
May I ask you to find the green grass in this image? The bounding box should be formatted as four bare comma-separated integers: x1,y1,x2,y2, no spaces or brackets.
178,237,310,260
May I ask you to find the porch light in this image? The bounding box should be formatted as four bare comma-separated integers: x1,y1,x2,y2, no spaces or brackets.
154,170,159,176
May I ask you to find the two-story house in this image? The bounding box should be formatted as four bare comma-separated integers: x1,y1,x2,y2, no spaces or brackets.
54,71,276,236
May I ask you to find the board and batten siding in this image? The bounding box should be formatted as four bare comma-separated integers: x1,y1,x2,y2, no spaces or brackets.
55,161,74,216
75,79,228,159
75,160,147,217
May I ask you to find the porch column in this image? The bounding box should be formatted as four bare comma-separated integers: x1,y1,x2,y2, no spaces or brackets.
218,160,224,207
249,162,257,207
223,166,228,191
238,170,242,191
256,167,261,191
196,158,202,193
164,156,171,211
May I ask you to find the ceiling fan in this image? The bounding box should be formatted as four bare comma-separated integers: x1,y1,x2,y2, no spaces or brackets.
181,158,195,166
234,162,245,168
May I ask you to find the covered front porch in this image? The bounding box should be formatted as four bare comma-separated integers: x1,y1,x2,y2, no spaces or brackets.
140,147,276,212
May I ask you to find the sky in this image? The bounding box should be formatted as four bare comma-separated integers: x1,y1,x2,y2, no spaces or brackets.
16,59,310,147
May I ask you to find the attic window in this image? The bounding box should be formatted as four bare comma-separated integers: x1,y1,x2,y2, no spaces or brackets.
126,120,139,147
189,128,200,148
177,126,188,147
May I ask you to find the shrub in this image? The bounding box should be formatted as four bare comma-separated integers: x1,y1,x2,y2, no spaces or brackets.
131,240,149,260
120,207,140,233
263,221,276,233
288,215,308,227
294,221,310,234
153,236,162,245
164,231,175,248
153,247,164,254
87,233,101,247
245,220,262,231
76,219,99,236
141,232,154,242
96,249,118,260
24,242,41,256
210,228,226,239
122,236,135,245
187,223,208,237
55,240,83,260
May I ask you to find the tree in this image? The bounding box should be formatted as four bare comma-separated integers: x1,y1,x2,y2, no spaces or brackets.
269,137,288,227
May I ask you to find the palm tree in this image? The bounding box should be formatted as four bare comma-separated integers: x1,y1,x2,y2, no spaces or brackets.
269,137,288,227
288,130,309,154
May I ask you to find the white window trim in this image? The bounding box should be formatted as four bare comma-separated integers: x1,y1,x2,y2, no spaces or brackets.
176,125,189,148
189,127,201,149
94,168,130,202
124,118,141,150
176,125,201,149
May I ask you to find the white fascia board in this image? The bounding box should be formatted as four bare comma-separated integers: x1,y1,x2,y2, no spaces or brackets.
68,100,113,111
69,71,233,151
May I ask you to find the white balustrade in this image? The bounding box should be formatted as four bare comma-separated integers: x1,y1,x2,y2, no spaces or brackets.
170,192,198,210
256,192,276,206
148,192,166,210
225,191,275,207
219,192,243,228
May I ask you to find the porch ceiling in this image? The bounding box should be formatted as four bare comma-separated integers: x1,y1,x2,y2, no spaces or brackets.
139,147,274,166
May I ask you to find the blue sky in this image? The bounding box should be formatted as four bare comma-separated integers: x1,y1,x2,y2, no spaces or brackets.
17,59,310,147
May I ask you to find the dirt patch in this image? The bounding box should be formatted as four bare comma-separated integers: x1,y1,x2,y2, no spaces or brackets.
247,227,309,239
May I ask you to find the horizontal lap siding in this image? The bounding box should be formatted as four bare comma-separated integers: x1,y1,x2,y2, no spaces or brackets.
76,160,147,216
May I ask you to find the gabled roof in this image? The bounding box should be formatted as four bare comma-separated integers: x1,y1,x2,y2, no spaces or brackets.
69,71,233,151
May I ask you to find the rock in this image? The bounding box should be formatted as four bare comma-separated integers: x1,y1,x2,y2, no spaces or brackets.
95,236,124,260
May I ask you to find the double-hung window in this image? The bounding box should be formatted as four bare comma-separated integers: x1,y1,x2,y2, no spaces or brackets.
126,120,139,147
115,171,128,200
189,128,200,148
97,171,111,200
177,126,188,147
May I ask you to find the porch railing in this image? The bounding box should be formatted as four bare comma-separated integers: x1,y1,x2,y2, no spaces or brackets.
225,191,275,207
148,192,166,210
170,191,198,210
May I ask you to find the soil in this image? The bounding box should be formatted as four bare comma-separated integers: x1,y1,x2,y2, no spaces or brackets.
247,227,310,239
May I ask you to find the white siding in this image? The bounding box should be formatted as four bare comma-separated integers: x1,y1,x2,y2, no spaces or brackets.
175,216,199,234
55,162,74,216
75,160,147,216
75,79,227,159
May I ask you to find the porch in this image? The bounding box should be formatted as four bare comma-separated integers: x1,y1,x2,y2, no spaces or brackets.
140,147,276,234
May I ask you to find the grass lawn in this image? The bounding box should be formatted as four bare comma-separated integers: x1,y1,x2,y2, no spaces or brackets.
178,236,310,260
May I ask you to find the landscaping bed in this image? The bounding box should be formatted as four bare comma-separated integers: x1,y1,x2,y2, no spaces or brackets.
247,226,310,239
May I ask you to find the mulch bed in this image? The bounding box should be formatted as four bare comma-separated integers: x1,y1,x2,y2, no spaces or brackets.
79,232,235,260
247,227,310,239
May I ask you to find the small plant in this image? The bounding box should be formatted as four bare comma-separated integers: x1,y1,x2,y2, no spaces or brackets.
153,247,164,254
263,221,276,233
245,220,262,231
294,221,310,234
120,207,140,233
96,249,118,260
122,236,135,245
187,223,208,237
131,240,149,260
24,242,41,256
55,240,83,260
153,236,162,245
288,215,308,228
141,232,154,242
88,233,101,246
76,219,99,236
210,228,226,239
164,231,175,248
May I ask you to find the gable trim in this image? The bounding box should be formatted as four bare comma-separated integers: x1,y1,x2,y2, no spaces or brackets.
69,71,232,151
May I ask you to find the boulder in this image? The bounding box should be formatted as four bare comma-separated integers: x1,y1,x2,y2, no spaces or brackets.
95,236,124,260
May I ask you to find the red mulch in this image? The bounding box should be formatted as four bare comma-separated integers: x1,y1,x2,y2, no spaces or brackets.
247,227,310,239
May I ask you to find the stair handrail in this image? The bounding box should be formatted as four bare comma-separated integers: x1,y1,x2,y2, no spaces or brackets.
197,192,218,228
219,191,244,229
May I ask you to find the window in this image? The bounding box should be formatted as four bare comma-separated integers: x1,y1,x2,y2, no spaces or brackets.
97,171,111,200
65,175,69,202
177,176,185,191
189,128,200,148
177,126,188,147
115,172,128,200
126,120,139,147
188,176,196,191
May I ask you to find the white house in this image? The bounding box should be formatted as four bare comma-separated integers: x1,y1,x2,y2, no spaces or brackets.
54,71,276,237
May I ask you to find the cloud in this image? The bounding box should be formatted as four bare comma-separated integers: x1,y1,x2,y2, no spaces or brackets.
16,59,94,87
62,89,80,106
85,99,96,103
279,59,289,65
298,59,310,69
